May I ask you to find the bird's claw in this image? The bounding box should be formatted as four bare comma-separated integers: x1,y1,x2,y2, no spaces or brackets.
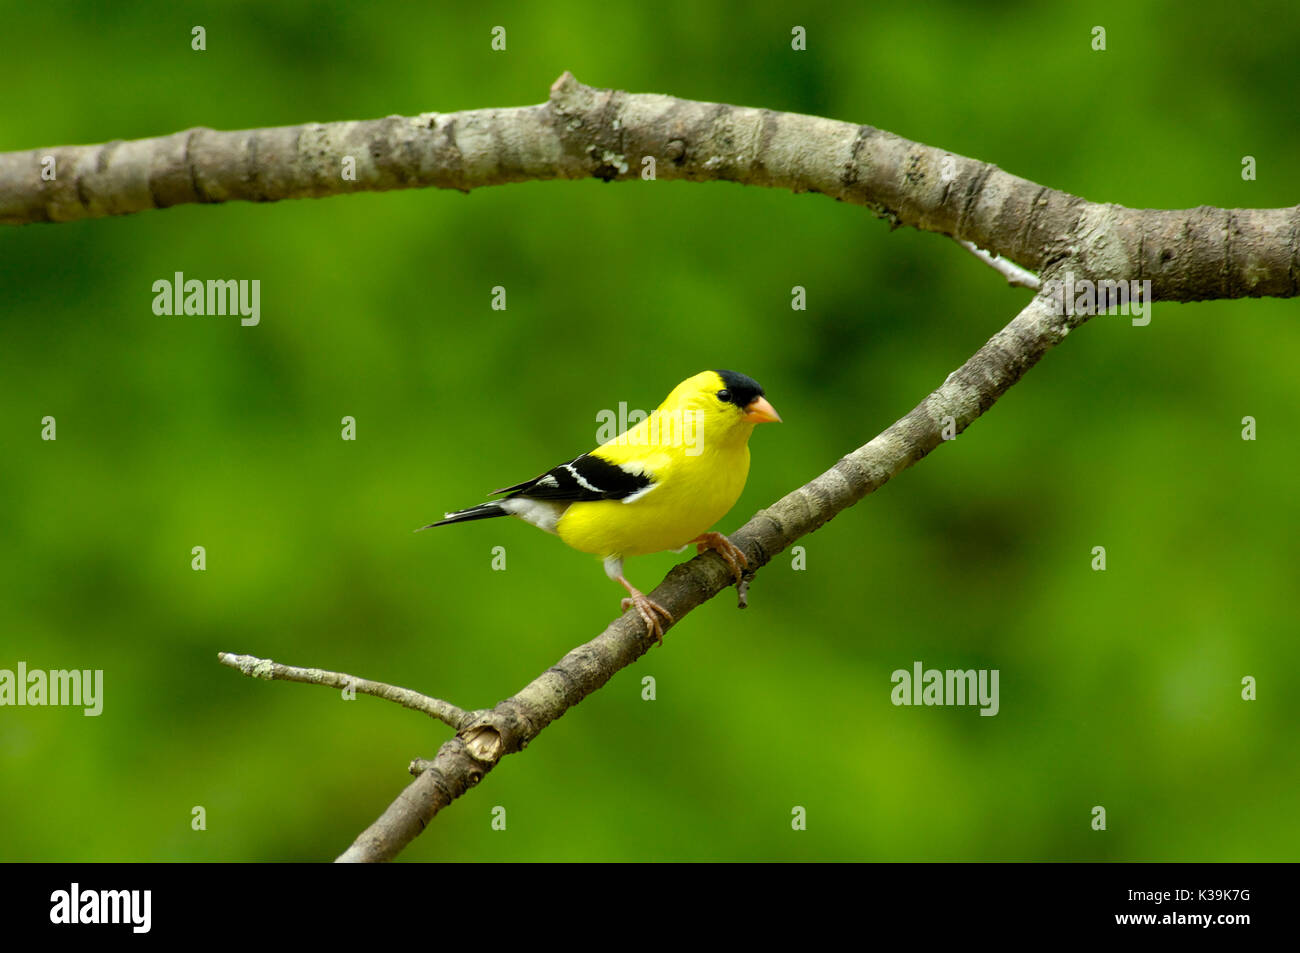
621,592,673,644
694,532,749,585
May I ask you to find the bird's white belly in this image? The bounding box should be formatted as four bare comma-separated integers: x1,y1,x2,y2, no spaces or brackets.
502,497,568,534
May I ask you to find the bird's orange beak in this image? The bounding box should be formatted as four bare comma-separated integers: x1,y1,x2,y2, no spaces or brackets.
743,395,782,423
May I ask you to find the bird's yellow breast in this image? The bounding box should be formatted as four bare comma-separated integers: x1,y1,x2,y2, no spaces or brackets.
555,442,751,557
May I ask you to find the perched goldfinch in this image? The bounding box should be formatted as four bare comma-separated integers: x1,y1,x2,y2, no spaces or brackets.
423,370,781,640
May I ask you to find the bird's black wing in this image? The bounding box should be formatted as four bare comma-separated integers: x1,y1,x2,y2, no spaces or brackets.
492,453,653,502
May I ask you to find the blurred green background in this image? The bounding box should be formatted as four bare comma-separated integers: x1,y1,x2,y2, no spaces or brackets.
1,0,1296,862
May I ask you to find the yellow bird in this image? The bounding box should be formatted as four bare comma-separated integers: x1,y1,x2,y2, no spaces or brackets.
423,370,781,639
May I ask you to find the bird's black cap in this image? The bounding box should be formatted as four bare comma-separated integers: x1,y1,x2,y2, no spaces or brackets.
712,369,765,409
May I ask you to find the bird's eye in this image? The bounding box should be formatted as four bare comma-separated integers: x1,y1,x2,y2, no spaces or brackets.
716,389,731,402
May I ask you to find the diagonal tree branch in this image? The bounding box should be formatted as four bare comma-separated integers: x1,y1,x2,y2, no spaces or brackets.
251,283,1081,863
3,73,1298,304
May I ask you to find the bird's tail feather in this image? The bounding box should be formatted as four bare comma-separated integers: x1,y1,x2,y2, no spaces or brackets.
417,502,509,531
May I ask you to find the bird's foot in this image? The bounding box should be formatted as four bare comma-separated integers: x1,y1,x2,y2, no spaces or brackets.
620,590,673,644
693,532,748,584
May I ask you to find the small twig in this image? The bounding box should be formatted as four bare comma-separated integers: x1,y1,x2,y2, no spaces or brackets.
217,652,468,730
957,239,1041,290
736,570,756,608
409,758,437,776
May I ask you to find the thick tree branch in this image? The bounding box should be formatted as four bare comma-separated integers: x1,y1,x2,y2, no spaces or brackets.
4,73,1297,303
308,282,1087,863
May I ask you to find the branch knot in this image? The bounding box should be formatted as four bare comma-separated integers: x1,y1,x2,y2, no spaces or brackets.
459,716,508,764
